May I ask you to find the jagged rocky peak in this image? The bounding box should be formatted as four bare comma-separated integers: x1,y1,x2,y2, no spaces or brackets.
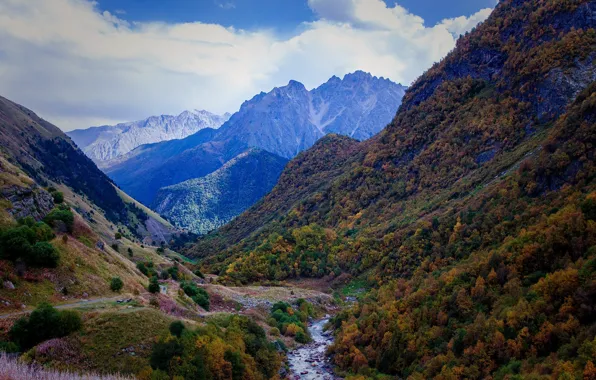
214,71,407,158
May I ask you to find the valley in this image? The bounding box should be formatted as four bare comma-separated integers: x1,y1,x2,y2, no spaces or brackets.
0,0,595,379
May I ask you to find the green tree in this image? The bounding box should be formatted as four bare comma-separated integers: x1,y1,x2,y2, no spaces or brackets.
148,277,160,293
110,277,124,292
44,207,74,233
51,191,64,204
169,321,185,337
28,241,60,268
9,303,81,349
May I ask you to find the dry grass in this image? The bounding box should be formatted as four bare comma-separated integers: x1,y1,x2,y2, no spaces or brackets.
0,353,132,380
75,309,171,375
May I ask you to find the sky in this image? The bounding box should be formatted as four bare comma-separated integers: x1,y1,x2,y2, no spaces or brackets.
0,0,497,131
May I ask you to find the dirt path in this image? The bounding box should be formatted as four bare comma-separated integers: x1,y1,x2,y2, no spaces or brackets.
0,296,131,319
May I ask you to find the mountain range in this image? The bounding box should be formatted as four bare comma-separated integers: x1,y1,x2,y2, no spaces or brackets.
67,110,231,163
0,0,595,378
96,71,406,233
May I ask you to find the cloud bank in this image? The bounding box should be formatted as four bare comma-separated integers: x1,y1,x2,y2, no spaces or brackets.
0,0,493,130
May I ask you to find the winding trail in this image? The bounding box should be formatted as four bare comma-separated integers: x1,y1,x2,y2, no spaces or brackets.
288,317,342,380
0,296,133,320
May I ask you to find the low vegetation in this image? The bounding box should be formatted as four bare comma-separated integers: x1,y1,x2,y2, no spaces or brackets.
0,217,60,268
146,314,281,380
0,353,131,380
6,303,82,351
180,281,210,311
269,299,314,344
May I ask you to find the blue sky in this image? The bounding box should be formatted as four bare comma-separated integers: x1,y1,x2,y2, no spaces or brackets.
97,0,495,31
0,0,496,130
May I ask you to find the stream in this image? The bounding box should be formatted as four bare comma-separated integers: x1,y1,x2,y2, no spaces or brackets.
287,316,342,380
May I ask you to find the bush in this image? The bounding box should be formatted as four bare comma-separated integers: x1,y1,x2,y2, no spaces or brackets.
269,327,280,336
28,242,60,268
150,339,183,371
50,191,64,204
192,293,210,311
127,247,133,257
295,330,309,343
194,269,205,279
0,223,59,268
167,266,179,281
180,281,210,310
9,303,82,349
43,207,74,233
110,277,124,292
115,232,122,240
269,300,313,343
137,262,148,276
148,277,160,293
169,321,185,337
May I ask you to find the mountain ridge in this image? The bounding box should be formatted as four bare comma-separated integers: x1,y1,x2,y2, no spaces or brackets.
67,109,231,162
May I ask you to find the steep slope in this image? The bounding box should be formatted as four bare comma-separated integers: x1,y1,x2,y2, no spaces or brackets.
154,149,288,234
68,110,230,163
107,135,248,206
0,96,127,223
0,96,223,378
193,134,362,253
190,0,596,274
0,95,176,243
188,0,596,377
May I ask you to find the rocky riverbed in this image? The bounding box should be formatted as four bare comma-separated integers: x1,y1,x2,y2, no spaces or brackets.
287,317,342,380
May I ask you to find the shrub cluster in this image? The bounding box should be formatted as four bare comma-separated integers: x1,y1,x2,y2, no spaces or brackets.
180,281,210,311
43,205,74,233
269,299,313,344
149,315,279,379
110,277,123,292
0,217,59,268
8,303,82,350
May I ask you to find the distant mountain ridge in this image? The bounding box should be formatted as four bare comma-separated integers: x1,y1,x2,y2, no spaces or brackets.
215,71,406,159
67,109,231,162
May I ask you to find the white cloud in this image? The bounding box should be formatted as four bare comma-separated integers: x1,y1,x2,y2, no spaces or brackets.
0,0,493,131
216,1,236,10
440,7,493,36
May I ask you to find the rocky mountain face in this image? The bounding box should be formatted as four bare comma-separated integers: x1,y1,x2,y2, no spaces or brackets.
189,0,596,377
215,72,406,159
67,110,230,163
154,149,288,234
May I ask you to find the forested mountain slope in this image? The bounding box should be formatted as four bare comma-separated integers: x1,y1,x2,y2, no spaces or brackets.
188,0,596,377
153,149,288,235
190,0,596,279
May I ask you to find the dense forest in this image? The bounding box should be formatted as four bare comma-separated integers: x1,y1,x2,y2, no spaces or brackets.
188,0,596,378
